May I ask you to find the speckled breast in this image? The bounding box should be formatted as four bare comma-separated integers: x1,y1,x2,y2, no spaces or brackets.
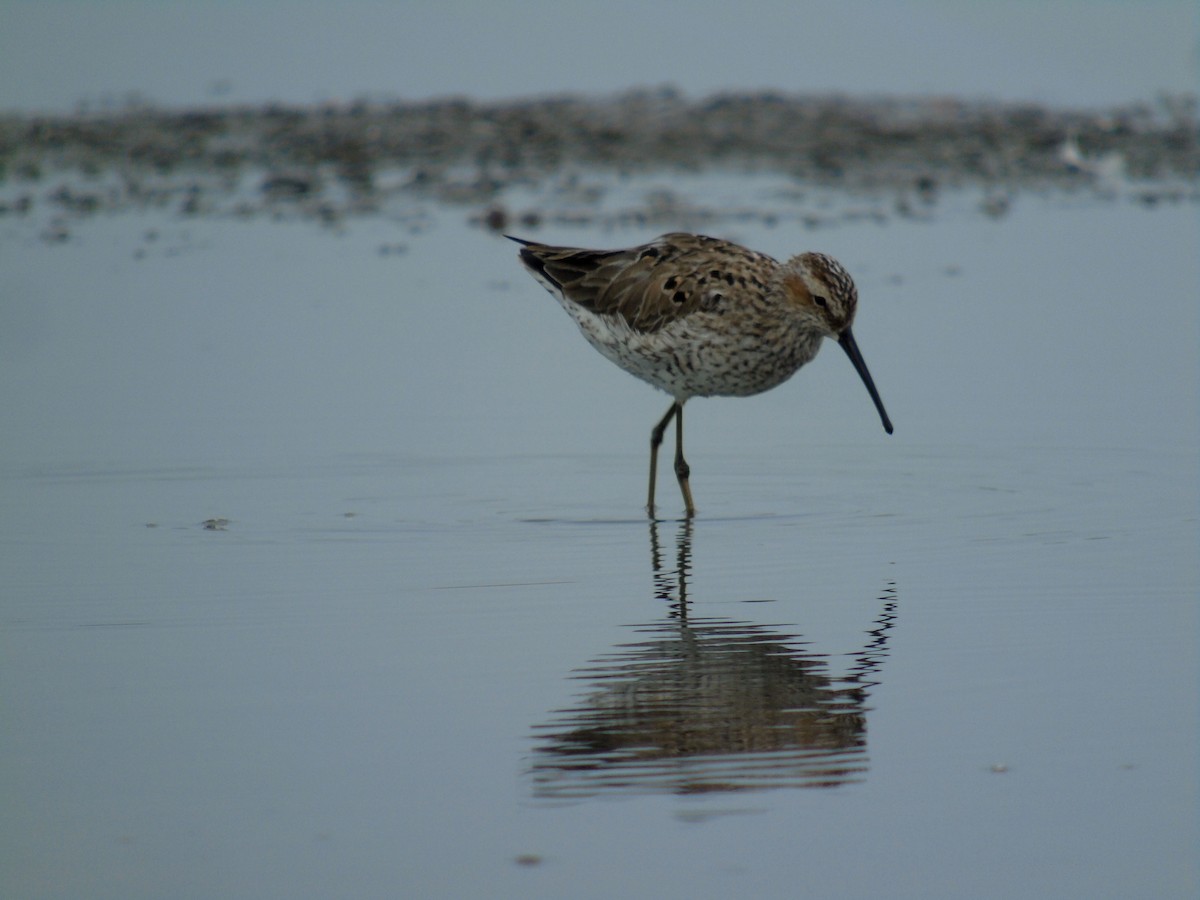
564,304,825,401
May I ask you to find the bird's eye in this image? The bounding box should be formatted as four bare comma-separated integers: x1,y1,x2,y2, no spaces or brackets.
814,296,828,308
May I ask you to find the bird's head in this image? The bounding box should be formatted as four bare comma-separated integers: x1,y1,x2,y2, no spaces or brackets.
785,251,893,435
783,251,858,337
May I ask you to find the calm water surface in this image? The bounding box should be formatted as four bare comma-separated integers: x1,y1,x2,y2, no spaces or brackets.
1,186,1196,898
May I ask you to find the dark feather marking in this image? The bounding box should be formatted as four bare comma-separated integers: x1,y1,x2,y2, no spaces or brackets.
512,232,778,335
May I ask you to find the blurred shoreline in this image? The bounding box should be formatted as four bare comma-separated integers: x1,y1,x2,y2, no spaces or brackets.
2,89,1196,238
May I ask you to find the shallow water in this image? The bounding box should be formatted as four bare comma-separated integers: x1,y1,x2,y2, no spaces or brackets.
1,187,1197,898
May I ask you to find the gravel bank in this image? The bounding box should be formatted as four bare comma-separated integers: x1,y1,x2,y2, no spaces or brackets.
2,89,1196,238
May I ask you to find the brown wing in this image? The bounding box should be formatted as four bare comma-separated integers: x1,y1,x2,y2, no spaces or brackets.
512,233,772,334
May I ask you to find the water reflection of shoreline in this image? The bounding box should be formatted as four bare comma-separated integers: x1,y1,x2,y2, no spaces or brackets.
529,520,898,799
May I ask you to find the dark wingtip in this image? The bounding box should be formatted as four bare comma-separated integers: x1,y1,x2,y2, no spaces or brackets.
508,236,552,282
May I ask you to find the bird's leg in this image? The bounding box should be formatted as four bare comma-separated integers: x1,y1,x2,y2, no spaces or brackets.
674,403,696,517
647,403,679,518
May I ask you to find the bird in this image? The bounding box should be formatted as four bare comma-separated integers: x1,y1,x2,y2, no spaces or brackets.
509,232,893,517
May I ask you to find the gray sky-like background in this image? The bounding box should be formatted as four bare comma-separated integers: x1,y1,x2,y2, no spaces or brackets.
2,0,1197,113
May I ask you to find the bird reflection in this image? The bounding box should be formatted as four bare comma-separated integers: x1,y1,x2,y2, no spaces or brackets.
529,519,897,799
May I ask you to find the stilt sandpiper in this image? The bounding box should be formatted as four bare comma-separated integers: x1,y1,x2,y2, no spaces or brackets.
511,232,893,517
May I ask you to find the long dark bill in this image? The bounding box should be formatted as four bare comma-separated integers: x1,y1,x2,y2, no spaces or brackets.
838,328,894,434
